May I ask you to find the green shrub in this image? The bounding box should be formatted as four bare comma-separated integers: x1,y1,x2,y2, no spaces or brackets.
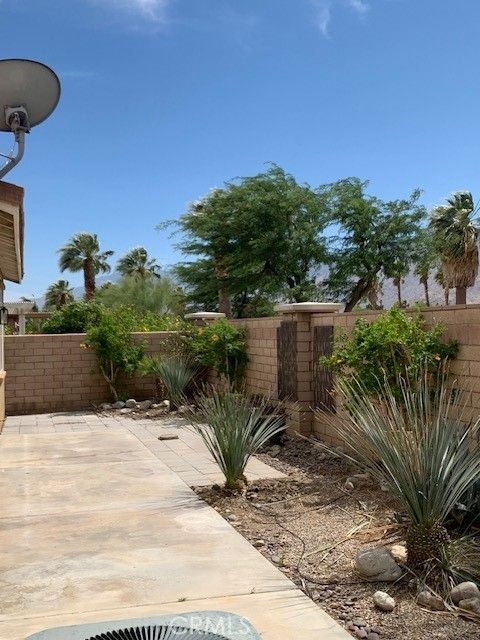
322,307,458,394
42,301,102,334
188,319,247,385
189,390,286,490
86,308,145,401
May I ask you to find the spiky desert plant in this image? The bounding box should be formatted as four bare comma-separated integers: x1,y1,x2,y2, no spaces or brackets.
319,369,480,582
189,390,286,491
140,356,196,408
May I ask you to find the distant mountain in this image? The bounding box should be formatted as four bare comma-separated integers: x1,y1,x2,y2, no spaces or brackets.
36,272,122,309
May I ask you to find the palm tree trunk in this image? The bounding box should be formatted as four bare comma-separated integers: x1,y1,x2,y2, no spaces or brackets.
218,289,232,317
444,288,449,306
423,280,430,307
455,287,467,305
84,259,96,300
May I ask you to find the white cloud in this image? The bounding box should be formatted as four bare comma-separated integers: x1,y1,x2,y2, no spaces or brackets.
88,0,171,22
311,0,370,37
311,1,331,37
346,0,370,14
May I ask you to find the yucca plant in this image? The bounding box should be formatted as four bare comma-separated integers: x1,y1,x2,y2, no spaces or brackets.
319,368,480,586
189,390,286,491
140,356,196,408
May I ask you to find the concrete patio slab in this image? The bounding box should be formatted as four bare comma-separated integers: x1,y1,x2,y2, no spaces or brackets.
0,423,351,640
2,413,285,486
0,431,150,468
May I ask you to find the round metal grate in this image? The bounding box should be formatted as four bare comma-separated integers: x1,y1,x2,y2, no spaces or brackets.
88,625,231,640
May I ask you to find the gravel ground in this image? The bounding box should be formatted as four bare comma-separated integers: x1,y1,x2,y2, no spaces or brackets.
195,434,479,640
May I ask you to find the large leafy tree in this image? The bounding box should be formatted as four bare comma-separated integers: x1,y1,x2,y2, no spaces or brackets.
430,191,479,305
96,274,185,315
322,179,425,312
44,279,74,310
116,247,160,280
173,165,329,317
58,233,113,300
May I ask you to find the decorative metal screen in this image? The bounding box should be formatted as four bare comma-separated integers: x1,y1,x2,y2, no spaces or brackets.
313,325,335,412
277,320,297,400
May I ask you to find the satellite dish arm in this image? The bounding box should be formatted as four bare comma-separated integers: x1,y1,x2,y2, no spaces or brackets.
0,128,26,180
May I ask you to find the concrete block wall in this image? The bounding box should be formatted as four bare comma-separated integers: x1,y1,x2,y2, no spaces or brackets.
232,317,281,397
4,331,177,415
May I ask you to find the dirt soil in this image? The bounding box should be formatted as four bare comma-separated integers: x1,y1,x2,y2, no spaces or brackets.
194,434,479,640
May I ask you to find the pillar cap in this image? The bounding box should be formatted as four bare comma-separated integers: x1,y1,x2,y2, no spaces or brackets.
275,302,342,314
184,312,226,320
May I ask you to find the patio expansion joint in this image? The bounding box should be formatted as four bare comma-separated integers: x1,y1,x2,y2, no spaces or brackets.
0,585,299,627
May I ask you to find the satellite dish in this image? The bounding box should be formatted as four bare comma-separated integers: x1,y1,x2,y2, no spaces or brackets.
0,58,61,179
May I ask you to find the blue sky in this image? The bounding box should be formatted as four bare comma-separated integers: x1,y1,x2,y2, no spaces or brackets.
1,0,478,300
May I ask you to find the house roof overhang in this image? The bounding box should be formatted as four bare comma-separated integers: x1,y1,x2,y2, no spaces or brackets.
0,181,24,284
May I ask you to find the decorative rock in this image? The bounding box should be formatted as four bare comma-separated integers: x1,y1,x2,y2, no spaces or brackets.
138,399,152,410
227,514,239,522
125,399,137,408
367,634,380,640
416,590,445,611
253,539,265,548
352,618,367,628
100,403,112,411
347,473,370,489
271,555,282,565
458,597,480,614
120,407,132,414
373,591,395,612
269,445,281,457
390,544,407,564
160,399,170,407
355,548,403,582
451,581,480,605
113,401,125,409
355,630,368,639
380,481,390,492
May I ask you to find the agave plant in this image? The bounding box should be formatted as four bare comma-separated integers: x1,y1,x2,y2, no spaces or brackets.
319,369,480,585
189,390,286,491
140,356,196,408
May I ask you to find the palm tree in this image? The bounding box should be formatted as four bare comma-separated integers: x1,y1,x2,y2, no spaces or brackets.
435,269,450,306
116,247,160,280
430,192,479,305
58,233,113,300
44,280,74,310
414,230,437,307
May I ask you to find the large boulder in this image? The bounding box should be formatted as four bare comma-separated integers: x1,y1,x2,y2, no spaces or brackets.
125,399,137,408
451,582,480,606
138,399,152,410
355,547,403,582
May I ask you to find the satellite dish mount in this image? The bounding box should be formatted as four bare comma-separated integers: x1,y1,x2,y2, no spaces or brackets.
0,59,61,180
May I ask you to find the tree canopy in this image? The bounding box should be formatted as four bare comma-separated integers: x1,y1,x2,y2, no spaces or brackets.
174,165,330,316
321,178,425,311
